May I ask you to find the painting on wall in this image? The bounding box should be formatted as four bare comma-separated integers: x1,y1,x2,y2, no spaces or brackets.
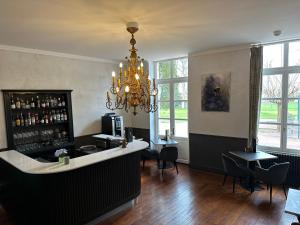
201,72,231,112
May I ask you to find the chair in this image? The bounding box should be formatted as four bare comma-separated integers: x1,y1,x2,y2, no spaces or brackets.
141,148,159,169
254,162,290,204
221,154,252,193
159,147,178,176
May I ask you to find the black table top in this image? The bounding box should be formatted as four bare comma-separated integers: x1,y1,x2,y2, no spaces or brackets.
285,189,300,217
229,150,277,162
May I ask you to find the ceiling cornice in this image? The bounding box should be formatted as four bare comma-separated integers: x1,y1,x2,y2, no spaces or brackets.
0,44,118,64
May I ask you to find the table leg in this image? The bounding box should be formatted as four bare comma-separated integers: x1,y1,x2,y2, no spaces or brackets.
256,160,262,168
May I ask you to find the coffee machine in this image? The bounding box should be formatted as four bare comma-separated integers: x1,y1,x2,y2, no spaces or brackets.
101,113,124,137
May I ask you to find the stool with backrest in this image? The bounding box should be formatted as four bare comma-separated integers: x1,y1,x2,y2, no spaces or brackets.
159,146,178,177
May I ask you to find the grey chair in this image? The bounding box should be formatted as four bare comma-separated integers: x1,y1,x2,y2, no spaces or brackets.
254,162,290,204
141,148,160,169
222,154,252,193
159,146,178,176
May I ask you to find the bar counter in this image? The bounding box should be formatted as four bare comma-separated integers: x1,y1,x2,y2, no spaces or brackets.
0,140,148,225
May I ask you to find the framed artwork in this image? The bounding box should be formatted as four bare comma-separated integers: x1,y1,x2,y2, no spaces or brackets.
201,72,231,112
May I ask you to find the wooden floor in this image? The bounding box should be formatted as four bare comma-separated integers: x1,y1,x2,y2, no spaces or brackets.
0,161,297,225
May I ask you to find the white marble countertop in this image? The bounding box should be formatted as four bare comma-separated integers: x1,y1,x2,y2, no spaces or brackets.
0,140,148,175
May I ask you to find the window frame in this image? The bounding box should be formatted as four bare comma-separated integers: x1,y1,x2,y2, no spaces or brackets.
259,40,300,154
154,57,188,139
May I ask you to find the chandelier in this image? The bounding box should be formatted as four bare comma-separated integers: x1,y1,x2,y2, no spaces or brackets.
106,22,158,115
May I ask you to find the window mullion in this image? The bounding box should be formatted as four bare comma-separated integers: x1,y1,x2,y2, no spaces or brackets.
170,80,175,136
281,42,289,152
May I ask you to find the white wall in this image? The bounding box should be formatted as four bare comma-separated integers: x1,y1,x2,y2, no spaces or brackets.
0,48,132,149
188,45,250,138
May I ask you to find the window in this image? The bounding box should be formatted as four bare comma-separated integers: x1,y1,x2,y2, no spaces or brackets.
155,57,188,138
259,41,300,153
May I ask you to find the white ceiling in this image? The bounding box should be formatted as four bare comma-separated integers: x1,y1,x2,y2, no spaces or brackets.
0,0,300,61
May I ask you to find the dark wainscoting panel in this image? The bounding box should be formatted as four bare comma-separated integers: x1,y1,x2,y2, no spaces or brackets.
189,133,247,173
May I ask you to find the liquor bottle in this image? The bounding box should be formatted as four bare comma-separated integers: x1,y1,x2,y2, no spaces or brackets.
15,97,21,109
21,99,26,109
16,114,21,127
49,96,53,107
49,111,53,124
61,97,66,107
11,96,16,109
20,113,24,126
25,114,29,127
52,110,57,122
40,112,45,124
31,113,36,126
45,112,49,124
56,110,60,122
53,97,57,107
25,99,31,109
58,98,62,107
63,109,68,121
35,113,39,125
45,96,50,108
28,113,32,126
36,96,41,108
41,98,46,108
60,110,64,121
30,97,35,108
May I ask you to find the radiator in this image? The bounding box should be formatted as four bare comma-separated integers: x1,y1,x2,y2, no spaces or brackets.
260,152,300,187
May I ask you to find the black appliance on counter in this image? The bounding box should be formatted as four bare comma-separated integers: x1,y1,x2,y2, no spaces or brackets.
101,113,124,137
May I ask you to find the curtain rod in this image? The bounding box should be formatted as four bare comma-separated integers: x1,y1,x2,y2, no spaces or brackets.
251,36,300,47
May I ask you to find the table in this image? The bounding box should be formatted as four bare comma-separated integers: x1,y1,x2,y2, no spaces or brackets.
229,150,277,167
151,138,178,147
229,151,277,192
285,188,300,222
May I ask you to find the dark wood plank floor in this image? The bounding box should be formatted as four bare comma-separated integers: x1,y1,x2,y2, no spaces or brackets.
0,161,297,225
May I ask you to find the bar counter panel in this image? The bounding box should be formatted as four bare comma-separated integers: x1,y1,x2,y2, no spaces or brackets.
0,141,148,225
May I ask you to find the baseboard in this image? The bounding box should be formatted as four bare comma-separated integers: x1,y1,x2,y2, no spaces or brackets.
177,159,189,164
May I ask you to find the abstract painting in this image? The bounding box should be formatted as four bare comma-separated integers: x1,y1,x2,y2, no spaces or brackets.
201,73,231,112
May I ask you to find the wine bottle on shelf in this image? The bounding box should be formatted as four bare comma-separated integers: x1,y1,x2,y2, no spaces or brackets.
15,97,21,109
30,97,35,108
21,99,26,109
16,114,21,127
11,96,16,109
40,112,45,124
61,97,66,107
25,99,31,109
25,113,29,127
31,113,36,126
45,96,50,108
58,97,62,107
35,113,39,125
41,98,46,108
49,111,53,124
36,96,41,108
63,109,68,121
28,113,32,126
20,113,24,126
45,112,49,124
60,110,64,121
52,110,57,122
49,96,54,107
56,110,60,122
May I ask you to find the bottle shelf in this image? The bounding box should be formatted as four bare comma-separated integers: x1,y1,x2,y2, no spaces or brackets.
2,90,74,156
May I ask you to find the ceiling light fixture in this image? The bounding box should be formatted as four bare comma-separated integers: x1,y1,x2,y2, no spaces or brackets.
106,22,158,115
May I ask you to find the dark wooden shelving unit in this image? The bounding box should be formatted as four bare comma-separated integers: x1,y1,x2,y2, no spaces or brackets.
2,90,74,155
